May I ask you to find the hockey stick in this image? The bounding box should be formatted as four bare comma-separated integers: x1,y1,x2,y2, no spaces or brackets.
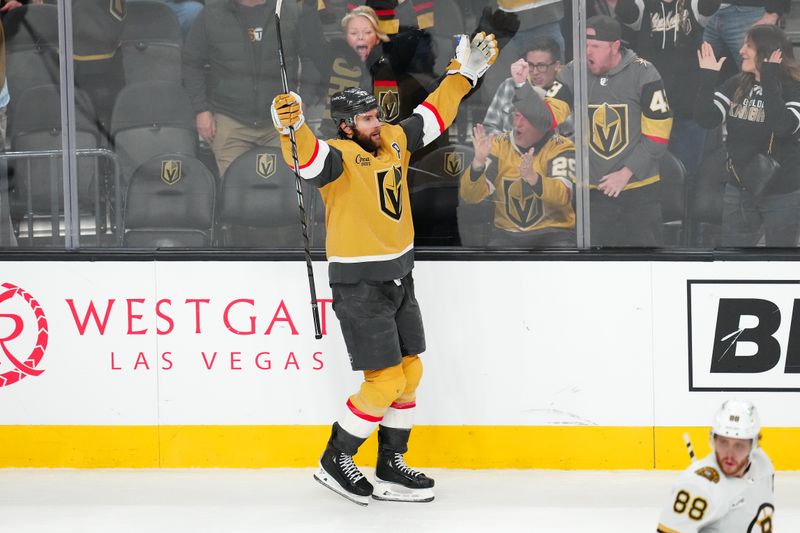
682,433,697,463
275,0,323,340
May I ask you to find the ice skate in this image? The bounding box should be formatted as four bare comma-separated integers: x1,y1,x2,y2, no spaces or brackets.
373,450,435,503
313,423,373,506
314,445,373,506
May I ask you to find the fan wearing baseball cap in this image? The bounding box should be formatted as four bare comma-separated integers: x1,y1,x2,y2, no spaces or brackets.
545,15,674,247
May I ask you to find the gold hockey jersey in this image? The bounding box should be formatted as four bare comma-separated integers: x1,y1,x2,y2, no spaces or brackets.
460,132,575,233
279,71,472,283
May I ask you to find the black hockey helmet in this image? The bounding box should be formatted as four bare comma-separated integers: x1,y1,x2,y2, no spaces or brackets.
330,87,384,129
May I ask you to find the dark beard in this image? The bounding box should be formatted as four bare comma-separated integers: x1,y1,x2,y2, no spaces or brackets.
351,126,380,153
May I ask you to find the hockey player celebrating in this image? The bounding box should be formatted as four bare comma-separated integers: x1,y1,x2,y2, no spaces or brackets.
657,400,775,533
271,32,498,505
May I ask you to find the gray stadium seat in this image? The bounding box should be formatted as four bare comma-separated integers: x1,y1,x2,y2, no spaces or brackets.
659,150,687,246
3,5,60,94
121,0,183,85
409,143,474,246
123,153,215,247
7,84,105,244
111,80,198,194
216,146,323,248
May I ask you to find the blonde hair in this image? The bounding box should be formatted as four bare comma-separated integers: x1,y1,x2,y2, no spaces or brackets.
341,6,390,43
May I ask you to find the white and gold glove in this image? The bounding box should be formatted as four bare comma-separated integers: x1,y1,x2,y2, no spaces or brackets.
447,32,499,87
271,91,305,134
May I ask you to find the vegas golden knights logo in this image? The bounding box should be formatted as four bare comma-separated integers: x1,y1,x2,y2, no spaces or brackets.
376,166,403,220
110,0,126,21
377,84,400,123
444,151,465,177
257,153,277,179
503,178,543,229
589,103,629,160
160,160,182,185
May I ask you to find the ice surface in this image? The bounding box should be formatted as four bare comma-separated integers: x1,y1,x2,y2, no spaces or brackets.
1,469,798,532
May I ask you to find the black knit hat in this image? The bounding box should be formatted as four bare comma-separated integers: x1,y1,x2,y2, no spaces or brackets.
512,85,552,133
587,15,621,42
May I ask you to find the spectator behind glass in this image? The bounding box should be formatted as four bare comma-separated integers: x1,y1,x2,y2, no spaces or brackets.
482,36,561,135
319,6,390,137
694,26,800,247
703,0,788,69
496,0,565,62
562,0,637,60
72,0,127,140
182,0,317,176
616,0,720,177
545,15,673,247
462,85,576,248
317,0,436,37
314,6,429,137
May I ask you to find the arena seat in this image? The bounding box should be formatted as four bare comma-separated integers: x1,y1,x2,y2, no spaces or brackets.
409,144,473,246
111,80,198,196
123,154,215,247
658,151,687,246
689,134,727,248
120,0,183,85
216,146,323,248
6,84,109,244
3,5,60,94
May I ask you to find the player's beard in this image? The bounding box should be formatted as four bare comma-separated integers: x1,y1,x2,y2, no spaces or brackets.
351,125,381,153
715,451,750,477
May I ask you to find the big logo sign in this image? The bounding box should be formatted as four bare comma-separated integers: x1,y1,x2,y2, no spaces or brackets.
0,283,49,388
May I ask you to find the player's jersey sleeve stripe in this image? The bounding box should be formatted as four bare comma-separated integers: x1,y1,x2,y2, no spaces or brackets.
713,100,726,120
656,523,681,533
544,98,571,130
414,101,445,147
787,107,800,133
293,138,330,179
544,100,559,131
551,175,574,191
390,401,416,409
641,115,673,144
643,134,669,144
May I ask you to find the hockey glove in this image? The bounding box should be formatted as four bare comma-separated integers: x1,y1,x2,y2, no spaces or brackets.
448,32,499,87
271,91,305,134
474,7,520,51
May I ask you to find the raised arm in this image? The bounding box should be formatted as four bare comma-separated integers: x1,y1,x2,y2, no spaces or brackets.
694,42,730,129
271,92,344,187
760,56,800,138
401,32,499,152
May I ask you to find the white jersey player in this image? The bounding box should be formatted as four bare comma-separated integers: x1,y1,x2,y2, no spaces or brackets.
657,400,775,533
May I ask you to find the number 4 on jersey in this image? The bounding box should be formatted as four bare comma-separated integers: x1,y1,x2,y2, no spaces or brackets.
649,89,670,114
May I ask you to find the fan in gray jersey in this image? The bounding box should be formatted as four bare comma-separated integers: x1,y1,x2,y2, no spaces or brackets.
657,400,775,533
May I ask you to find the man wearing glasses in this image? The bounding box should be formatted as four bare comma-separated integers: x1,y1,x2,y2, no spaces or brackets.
483,37,562,135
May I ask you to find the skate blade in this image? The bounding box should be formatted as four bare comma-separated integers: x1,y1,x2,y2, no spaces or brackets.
372,478,435,503
313,466,370,506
